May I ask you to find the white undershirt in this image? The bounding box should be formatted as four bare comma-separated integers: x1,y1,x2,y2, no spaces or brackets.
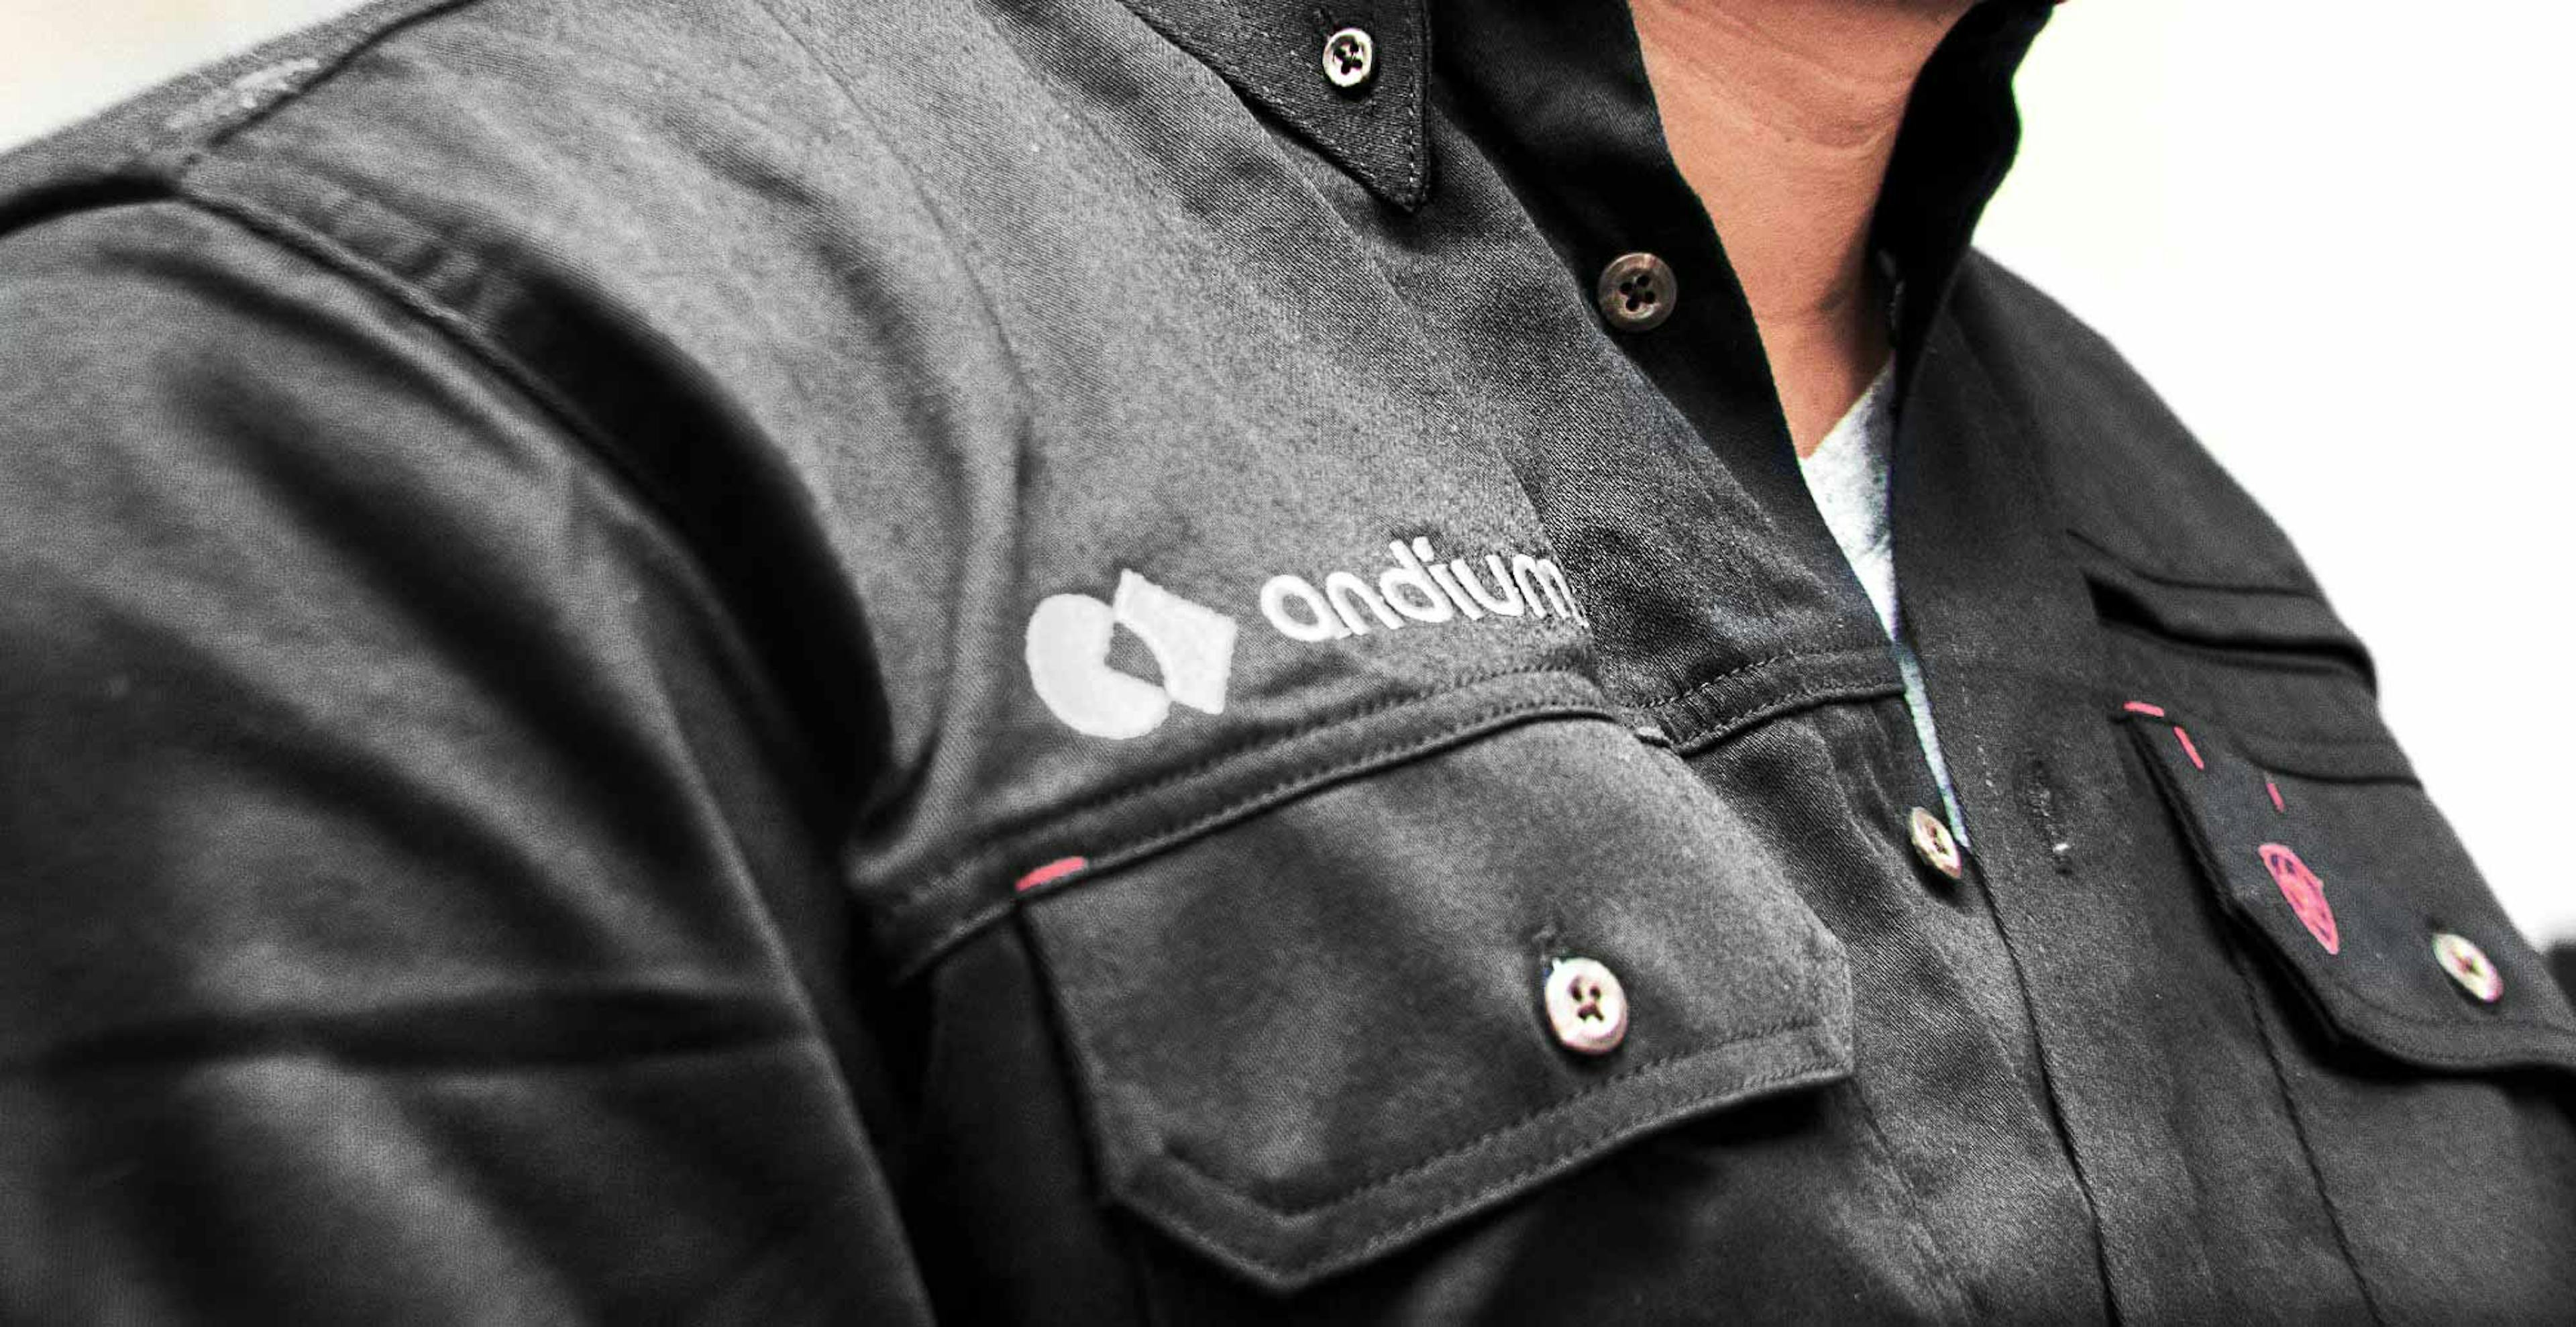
1798,363,1968,839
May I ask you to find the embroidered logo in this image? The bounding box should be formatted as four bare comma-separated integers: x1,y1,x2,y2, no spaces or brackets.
2257,843,2339,954
1027,539,1577,739
1025,570,1237,739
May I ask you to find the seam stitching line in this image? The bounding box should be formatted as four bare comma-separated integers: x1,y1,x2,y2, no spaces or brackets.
880,664,1596,918
140,0,488,176
2065,527,2321,599
891,691,1613,983
1665,674,1908,756
1230,1055,1831,1279
1648,645,1895,717
2227,939,2393,1325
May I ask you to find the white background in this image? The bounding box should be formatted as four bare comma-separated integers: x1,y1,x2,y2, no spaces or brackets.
5,2,2569,941
1980,3,2575,943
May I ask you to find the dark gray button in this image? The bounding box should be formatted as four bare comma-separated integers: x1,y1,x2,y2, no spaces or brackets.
1542,957,1629,1055
1323,28,1375,91
1597,252,1676,331
1909,806,1964,881
2432,931,2503,1004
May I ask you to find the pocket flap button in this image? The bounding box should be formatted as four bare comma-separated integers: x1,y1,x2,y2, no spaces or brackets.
1544,957,1629,1055
2433,931,2505,1004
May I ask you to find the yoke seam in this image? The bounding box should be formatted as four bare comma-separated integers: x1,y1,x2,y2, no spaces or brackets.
141,0,491,174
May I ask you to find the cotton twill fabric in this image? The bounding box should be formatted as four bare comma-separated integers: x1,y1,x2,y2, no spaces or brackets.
0,0,2569,1321
0,201,928,1321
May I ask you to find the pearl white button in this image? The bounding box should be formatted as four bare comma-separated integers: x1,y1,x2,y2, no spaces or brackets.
2432,932,2504,1004
1543,957,1629,1056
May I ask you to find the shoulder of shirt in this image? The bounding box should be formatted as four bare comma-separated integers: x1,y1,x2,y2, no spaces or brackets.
1947,248,2327,599
7,0,531,233
0,0,1025,584
0,0,978,372
0,0,959,214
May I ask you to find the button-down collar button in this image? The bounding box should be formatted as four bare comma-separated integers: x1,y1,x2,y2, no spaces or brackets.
1322,27,1376,91
2432,931,2504,1004
1597,252,1677,331
1543,957,1629,1055
1909,806,1965,881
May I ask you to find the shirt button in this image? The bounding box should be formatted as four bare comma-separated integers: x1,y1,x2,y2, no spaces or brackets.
1909,806,1965,881
1542,957,1629,1055
2432,931,2504,1004
1322,27,1375,91
1596,252,1677,331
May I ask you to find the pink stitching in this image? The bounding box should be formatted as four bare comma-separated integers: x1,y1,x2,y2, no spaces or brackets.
2123,700,2167,717
2259,843,2340,954
1015,857,1088,893
2174,726,2205,770
2267,780,2285,813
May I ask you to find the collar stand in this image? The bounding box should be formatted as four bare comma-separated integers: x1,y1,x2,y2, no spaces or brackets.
1117,0,1431,210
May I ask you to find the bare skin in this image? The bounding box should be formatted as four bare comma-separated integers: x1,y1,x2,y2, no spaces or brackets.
1630,0,1976,456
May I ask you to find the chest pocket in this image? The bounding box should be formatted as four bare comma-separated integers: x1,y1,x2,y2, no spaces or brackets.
2123,700,2576,1075
1014,702,1855,1293
2087,550,2576,1077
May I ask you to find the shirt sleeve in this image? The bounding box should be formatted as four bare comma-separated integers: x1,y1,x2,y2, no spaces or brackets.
0,201,931,1323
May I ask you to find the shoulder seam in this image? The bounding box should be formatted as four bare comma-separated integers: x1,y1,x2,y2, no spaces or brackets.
0,0,490,242
36,185,881,823
139,0,494,179
159,178,695,547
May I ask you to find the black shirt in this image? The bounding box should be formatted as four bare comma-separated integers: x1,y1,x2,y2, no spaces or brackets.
1,0,2567,1320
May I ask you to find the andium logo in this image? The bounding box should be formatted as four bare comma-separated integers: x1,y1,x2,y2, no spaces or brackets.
1026,539,1576,739
1256,537,1579,640
1025,570,1239,739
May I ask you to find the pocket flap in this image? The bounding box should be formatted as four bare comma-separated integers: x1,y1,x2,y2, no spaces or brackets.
1019,715,1854,1292
2123,702,2576,1076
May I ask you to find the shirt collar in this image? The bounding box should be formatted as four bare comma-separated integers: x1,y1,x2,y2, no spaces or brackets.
1114,0,1434,209
1118,0,2051,309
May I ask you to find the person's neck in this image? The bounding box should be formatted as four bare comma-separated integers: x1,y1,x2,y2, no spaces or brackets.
1630,0,1972,457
